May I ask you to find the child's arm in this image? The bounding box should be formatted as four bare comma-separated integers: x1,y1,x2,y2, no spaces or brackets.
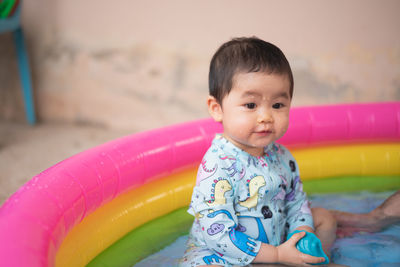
281,146,314,233
191,183,263,265
190,150,262,265
295,225,315,233
278,146,330,264
253,231,326,265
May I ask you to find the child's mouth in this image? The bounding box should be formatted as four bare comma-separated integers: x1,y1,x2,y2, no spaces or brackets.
255,130,272,136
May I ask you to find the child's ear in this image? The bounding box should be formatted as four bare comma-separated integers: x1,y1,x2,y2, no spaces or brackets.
207,96,223,122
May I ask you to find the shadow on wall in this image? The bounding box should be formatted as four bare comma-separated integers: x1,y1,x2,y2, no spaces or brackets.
1,0,400,131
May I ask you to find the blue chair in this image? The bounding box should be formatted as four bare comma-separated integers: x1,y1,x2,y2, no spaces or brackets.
0,2,36,124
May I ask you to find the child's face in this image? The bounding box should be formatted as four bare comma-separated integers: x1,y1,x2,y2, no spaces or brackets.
208,72,291,157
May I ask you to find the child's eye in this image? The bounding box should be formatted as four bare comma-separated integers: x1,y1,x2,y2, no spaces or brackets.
245,103,256,109
272,103,284,109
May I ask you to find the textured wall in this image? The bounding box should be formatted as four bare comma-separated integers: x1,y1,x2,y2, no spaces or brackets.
1,0,399,131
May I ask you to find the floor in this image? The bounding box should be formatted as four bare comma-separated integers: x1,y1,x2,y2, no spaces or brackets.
0,121,133,205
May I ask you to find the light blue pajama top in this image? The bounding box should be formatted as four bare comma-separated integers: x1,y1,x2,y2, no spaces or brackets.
186,134,314,266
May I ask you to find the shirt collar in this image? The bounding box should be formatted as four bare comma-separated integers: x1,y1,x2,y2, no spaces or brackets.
212,134,275,160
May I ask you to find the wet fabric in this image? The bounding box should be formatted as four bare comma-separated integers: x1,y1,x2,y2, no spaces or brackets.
183,135,313,266
135,191,400,267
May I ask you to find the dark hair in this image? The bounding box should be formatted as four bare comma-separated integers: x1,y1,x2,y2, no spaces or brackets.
209,37,294,103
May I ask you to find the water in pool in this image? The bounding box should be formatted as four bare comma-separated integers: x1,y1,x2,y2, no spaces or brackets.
135,191,400,267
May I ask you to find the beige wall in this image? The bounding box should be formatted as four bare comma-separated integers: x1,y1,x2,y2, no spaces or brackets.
1,0,399,131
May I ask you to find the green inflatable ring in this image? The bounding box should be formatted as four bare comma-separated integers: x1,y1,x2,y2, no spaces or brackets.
87,175,400,267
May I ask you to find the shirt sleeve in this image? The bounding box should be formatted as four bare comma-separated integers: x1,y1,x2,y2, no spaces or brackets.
279,145,314,233
189,148,262,266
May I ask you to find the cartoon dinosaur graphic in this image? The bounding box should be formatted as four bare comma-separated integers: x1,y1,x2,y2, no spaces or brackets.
239,216,269,244
191,207,204,219
272,175,288,202
208,210,259,257
285,175,300,201
203,253,226,265
264,146,282,165
291,199,313,223
272,143,284,155
196,159,218,185
300,199,312,215
238,175,266,211
207,179,232,207
219,154,246,180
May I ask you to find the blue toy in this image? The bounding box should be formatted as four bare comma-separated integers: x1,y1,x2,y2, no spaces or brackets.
287,230,329,265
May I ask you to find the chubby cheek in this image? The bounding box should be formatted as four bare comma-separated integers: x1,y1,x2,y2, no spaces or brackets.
277,116,290,136
226,122,251,138
224,118,253,140
226,112,252,129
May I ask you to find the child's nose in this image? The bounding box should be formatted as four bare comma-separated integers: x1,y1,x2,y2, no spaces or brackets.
257,110,274,124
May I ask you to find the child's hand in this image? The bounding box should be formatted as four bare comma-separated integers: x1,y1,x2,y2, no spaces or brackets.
277,231,326,266
286,230,329,265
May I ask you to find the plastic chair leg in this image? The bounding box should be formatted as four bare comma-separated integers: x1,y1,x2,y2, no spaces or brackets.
12,27,36,125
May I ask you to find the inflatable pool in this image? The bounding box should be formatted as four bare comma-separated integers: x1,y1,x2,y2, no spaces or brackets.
134,191,400,267
0,102,399,267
